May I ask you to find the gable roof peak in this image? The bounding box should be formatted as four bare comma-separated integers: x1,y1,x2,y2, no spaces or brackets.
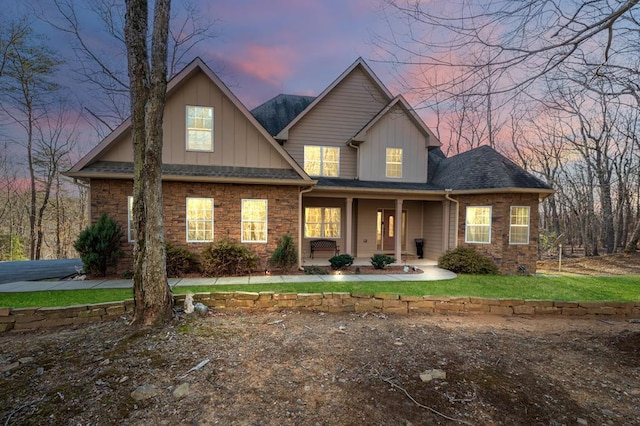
275,57,394,140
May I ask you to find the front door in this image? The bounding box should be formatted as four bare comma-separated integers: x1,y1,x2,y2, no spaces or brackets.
383,210,396,251
377,209,407,251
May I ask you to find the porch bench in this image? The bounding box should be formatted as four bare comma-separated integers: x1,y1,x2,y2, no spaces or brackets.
309,239,340,258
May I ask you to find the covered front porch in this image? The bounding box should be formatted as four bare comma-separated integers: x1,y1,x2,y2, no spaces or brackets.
297,188,458,267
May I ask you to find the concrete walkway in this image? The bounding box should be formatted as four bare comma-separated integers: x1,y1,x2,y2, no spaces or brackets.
0,265,456,293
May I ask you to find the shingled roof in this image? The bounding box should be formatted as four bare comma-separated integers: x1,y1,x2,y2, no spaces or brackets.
78,161,303,181
251,94,316,136
430,145,552,191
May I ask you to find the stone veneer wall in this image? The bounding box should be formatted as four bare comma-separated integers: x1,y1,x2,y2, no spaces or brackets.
1,293,638,333
90,179,300,274
455,193,540,274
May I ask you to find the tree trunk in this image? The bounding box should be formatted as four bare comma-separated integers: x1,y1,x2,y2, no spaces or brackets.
125,0,173,326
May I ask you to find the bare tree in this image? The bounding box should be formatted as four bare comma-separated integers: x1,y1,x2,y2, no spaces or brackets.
0,26,62,259
125,0,173,326
46,0,218,135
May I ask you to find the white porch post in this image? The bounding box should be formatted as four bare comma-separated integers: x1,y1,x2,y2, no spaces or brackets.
345,197,353,255
395,198,403,261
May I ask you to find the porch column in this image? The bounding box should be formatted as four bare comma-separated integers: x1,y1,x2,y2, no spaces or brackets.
345,197,353,256
395,198,403,261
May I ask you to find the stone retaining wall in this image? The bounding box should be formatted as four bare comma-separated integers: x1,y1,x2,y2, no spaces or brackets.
2,293,638,333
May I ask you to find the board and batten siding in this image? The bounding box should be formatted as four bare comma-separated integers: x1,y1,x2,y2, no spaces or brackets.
285,67,390,179
422,201,444,260
359,105,428,183
99,70,292,170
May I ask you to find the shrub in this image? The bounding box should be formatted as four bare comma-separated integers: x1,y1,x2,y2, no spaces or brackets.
438,247,499,275
166,243,200,277
370,254,395,269
303,265,329,275
73,212,124,276
328,253,354,270
269,233,298,273
200,238,258,277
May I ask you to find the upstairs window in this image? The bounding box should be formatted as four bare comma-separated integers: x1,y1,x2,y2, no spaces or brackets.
304,146,339,177
186,106,213,151
304,207,341,238
509,206,530,244
242,199,268,243
386,148,403,178
465,206,492,244
186,197,214,242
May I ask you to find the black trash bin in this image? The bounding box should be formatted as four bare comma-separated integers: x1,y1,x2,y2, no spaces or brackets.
414,238,424,259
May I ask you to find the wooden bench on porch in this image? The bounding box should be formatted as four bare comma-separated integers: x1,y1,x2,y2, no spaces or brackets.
310,239,340,258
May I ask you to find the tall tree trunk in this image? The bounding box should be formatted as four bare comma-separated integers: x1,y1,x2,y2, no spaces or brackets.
125,0,173,326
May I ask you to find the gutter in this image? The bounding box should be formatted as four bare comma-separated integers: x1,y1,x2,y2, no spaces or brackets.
347,140,360,179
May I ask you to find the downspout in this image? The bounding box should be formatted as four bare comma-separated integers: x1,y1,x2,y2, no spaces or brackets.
298,186,315,270
347,140,360,179
444,189,459,249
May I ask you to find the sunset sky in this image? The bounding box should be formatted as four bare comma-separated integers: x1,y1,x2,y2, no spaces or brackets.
22,0,402,109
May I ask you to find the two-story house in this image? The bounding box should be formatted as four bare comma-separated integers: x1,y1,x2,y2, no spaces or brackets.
65,57,554,274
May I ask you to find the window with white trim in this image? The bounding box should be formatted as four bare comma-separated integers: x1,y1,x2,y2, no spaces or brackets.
465,206,492,243
186,106,213,151
509,206,530,244
303,146,339,177
242,199,267,242
127,196,135,242
386,148,403,178
186,197,214,242
304,207,341,238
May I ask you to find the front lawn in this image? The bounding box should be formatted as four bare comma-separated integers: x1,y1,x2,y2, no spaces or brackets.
1,274,638,309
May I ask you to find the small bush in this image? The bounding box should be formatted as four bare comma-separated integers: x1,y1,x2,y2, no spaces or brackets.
73,212,124,276
370,254,395,269
200,238,258,277
303,265,329,275
269,233,298,273
329,254,354,270
438,247,499,275
166,243,200,277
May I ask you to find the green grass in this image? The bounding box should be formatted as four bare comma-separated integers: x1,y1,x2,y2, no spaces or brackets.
1,275,638,308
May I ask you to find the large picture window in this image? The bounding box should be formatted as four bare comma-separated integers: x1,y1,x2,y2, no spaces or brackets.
186,106,213,151
386,148,403,178
304,146,339,177
465,206,492,244
242,199,268,242
304,207,341,238
186,198,214,242
509,206,530,244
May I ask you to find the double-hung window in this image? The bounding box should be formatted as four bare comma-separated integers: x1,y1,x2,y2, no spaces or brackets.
304,146,339,177
242,199,268,242
127,196,135,242
509,206,530,244
304,207,341,238
386,148,403,178
186,198,214,242
186,106,214,151
465,206,492,244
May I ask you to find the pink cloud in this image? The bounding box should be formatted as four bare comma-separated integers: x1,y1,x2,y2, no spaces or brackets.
229,44,296,86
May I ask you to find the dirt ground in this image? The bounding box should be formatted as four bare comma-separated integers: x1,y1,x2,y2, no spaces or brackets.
1,254,639,425
537,251,640,276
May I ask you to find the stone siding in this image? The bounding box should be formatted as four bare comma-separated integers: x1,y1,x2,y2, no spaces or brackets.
455,193,540,274
90,179,300,274
2,295,637,333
